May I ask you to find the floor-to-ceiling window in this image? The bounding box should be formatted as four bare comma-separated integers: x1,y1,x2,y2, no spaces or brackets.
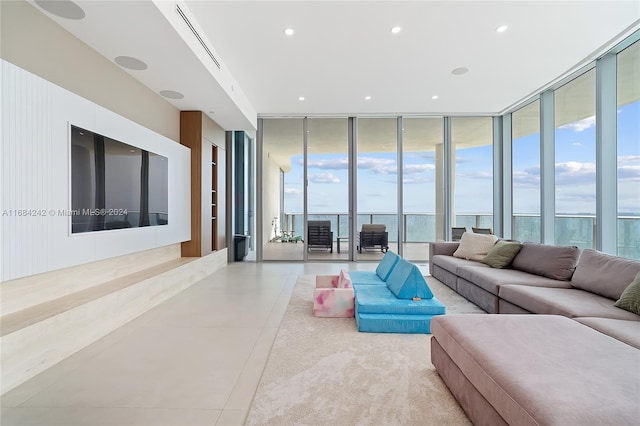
262,118,304,260
554,69,596,248
357,118,398,260
512,101,541,243
402,117,443,260
617,40,640,259
451,117,494,233
307,118,350,260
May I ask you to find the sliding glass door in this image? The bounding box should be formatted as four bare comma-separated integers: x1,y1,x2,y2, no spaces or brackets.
356,118,398,261
451,117,494,233
262,118,304,260
402,117,443,261
307,118,350,260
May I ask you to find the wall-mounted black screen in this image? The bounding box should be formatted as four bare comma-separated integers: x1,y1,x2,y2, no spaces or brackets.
70,125,168,233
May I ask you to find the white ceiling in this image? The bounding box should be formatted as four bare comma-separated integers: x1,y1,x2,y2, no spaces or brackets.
28,0,640,131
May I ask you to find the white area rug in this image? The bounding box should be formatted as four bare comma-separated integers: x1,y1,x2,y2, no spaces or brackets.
246,275,484,425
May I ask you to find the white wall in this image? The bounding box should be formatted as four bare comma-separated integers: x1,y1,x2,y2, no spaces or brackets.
1,60,191,281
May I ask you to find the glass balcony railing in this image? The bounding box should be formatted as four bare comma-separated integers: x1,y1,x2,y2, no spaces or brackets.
280,213,640,260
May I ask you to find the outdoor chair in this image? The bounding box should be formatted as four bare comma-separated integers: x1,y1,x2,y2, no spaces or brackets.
357,224,389,253
472,227,493,235
307,220,333,252
452,227,466,241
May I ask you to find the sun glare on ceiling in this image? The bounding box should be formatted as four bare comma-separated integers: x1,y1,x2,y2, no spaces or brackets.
432,95,439,100
298,96,305,101
391,26,402,34
496,25,508,33
284,28,294,36
365,96,372,100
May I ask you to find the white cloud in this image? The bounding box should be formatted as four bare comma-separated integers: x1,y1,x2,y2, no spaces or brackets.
618,155,640,164
513,167,540,187
309,172,340,184
404,163,435,174
618,165,640,180
571,142,583,147
284,187,301,195
555,161,596,184
403,176,432,184
357,156,397,174
458,171,492,180
559,115,596,132
306,157,349,170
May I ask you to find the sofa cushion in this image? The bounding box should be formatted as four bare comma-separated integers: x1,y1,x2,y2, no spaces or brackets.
431,314,640,426
511,243,580,281
481,241,523,268
457,265,571,296
349,271,386,285
452,232,498,261
499,285,640,320
385,258,434,300
574,317,640,350
431,255,489,275
615,272,640,315
375,250,400,281
572,249,640,300
355,285,445,315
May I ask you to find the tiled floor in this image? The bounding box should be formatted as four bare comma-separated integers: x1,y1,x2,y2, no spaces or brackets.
1,261,381,426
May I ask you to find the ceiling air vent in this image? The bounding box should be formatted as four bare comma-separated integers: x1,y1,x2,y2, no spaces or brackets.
176,5,221,70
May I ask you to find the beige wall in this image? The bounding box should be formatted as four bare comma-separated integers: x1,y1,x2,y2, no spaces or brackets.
0,0,179,141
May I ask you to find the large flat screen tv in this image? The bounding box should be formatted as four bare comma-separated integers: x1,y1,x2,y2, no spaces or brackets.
70,125,168,234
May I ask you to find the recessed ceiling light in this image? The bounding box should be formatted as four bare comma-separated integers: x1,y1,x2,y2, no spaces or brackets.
496,25,508,33
159,90,184,99
365,96,372,100
391,26,402,34
114,56,148,71
298,96,305,101
451,67,469,75
284,28,294,36
432,95,439,100
35,0,85,20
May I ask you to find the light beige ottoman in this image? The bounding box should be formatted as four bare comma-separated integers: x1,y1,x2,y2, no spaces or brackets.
431,314,640,426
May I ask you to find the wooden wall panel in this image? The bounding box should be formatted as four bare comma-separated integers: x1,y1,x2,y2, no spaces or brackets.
180,111,203,257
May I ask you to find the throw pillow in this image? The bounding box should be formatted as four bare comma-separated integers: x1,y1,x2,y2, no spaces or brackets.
511,243,581,281
453,232,499,261
615,272,640,315
481,241,523,268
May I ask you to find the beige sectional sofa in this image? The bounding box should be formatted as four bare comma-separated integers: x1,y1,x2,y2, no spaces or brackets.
428,240,640,425
429,241,640,348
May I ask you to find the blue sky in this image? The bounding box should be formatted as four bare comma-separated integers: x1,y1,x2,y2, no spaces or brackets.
284,101,639,216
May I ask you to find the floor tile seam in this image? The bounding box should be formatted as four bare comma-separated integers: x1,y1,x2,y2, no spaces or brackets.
220,285,291,413
217,324,277,412
125,324,268,330
3,405,223,412
234,317,288,414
